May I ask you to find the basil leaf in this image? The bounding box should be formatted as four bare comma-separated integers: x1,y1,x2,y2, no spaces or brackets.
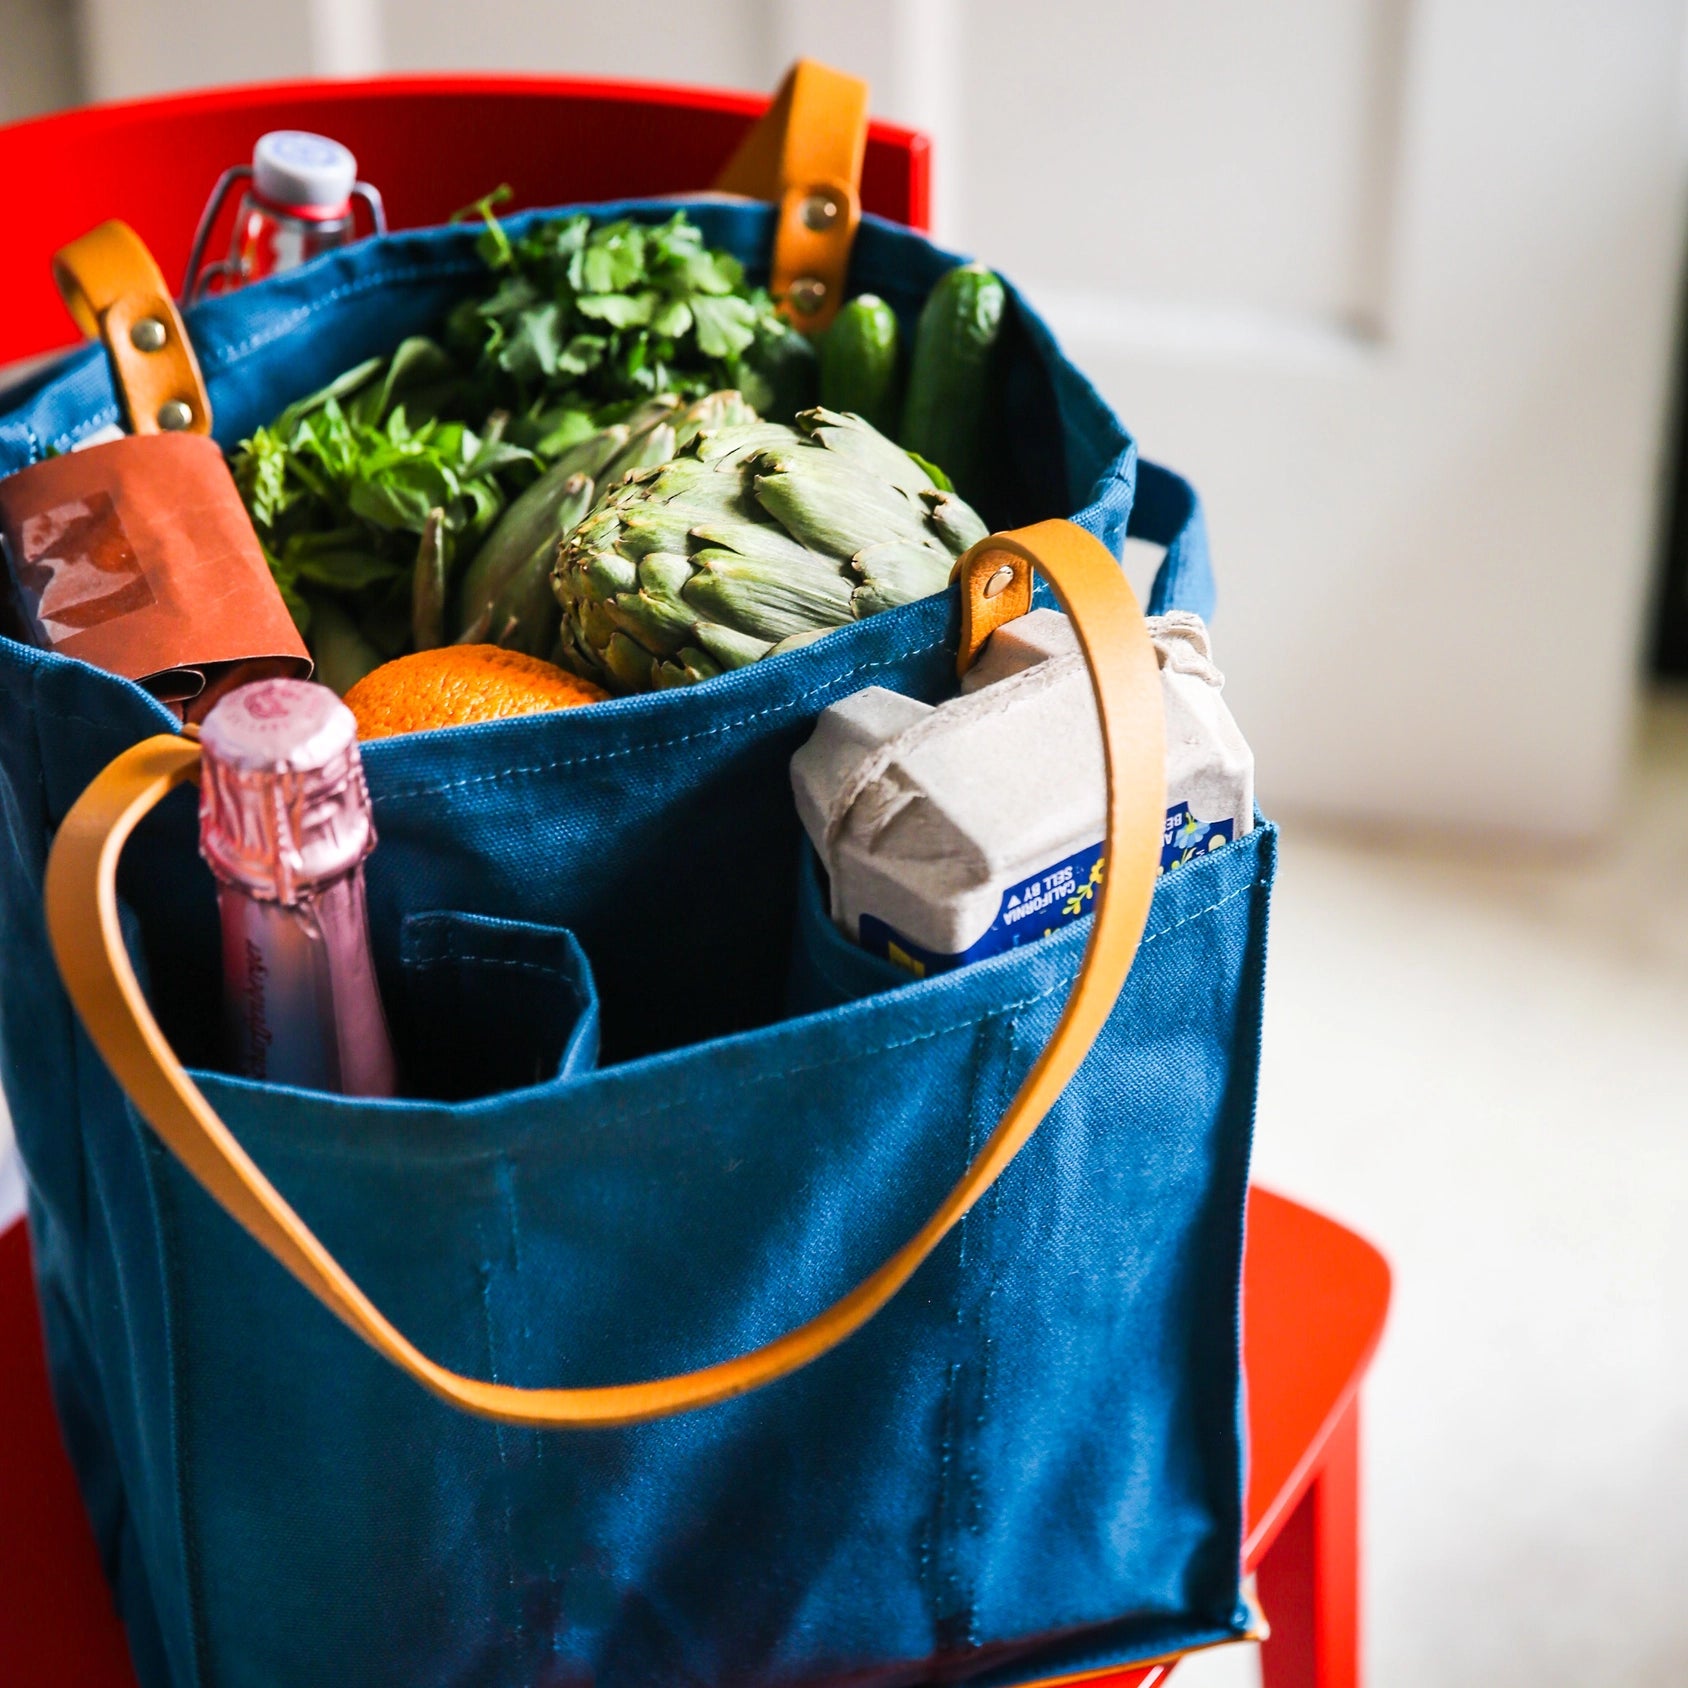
690,294,760,360
498,301,563,381
651,298,692,337
290,549,405,590
577,291,655,329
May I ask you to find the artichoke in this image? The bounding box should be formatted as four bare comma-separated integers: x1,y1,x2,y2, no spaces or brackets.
453,390,758,655
552,406,989,692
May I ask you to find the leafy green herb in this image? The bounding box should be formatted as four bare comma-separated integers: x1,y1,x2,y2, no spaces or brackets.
444,208,794,424
231,206,813,667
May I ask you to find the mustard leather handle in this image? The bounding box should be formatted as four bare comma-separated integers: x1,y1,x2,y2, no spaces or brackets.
52,220,212,437
713,58,869,333
43,519,1165,1428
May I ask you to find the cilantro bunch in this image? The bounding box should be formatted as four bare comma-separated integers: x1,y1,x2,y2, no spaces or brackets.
230,202,817,678
448,201,794,450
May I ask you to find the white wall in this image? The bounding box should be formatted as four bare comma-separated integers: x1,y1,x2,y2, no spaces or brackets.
0,0,81,122
42,0,1688,843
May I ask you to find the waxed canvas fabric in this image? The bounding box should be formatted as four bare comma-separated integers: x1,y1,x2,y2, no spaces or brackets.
0,200,1272,1688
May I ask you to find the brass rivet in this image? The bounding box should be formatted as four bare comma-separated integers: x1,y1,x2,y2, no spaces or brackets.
157,399,194,431
787,276,827,315
982,564,1016,599
800,193,841,232
130,316,169,353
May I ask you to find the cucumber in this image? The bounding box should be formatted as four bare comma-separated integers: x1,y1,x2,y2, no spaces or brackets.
732,320,819,424
898,264,1006,503
819,295,902,435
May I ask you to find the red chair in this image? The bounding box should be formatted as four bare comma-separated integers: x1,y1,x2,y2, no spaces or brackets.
0,1187,1388,1688
0,74,928,372
0,76,1390,1687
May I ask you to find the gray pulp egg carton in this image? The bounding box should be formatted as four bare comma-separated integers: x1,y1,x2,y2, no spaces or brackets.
790,609,1254,976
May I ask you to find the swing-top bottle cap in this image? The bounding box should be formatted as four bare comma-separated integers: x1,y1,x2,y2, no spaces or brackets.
198,678,375,904
252,130,358,212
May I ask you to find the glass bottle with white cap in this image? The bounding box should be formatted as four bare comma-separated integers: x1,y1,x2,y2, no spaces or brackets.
183,130,387,300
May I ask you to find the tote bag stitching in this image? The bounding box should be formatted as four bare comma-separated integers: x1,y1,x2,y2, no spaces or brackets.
370,639,953,799
482,1159,526,1653
124,1126,210,1688
405,953,578,980
667,876,1266,1099
23,662,96,1260
931,1352,964,1648
43,705,176,740
965,1016,1022,1653
1135,876,1262,950
231,872,1270,1177
1217,847,1275,1574
939,1114,974,1650
925,1009,1017,1660
0,422,44,467
924,1014,997,1658
970,1040,1020,1652
28,625,946,756
42,407,123,457
193,257,486,369
799,869,1266,1026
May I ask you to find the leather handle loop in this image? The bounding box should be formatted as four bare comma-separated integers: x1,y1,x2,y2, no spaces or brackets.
713,60,868,333
43,519,1165,1429
51,220,211,437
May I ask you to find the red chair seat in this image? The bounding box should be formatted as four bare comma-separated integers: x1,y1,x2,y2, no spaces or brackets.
0,1187,1389,1688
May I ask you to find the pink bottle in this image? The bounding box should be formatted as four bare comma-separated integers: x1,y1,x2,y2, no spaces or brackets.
197,678,397,1097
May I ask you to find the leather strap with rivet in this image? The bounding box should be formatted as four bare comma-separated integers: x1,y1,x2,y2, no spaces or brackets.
52,220,211,437
43,520,1164,1429
714,59,869,335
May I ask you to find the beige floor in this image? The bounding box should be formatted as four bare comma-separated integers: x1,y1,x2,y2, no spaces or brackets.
1184,685,1688,1687
3,693,1685,1685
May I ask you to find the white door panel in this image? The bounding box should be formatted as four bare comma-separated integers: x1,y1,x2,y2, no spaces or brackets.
73,0,1688,837
378,0,771,91
960,0,1405,328
976,0,1687,836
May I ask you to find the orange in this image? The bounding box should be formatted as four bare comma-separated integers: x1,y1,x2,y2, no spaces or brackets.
343,645,609,740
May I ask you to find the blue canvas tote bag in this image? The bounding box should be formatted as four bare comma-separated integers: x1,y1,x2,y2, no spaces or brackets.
0,187,1275,1688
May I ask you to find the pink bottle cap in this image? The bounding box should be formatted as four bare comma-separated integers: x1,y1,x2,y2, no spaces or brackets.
198,678,376,904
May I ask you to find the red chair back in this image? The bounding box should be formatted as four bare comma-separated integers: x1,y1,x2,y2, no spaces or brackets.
0,74,930,369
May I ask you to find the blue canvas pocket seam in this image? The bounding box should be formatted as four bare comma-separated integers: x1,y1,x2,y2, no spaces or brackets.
967,1013,1027,1651
46,406,123,456
484,1159,525,1654
804,870,1266,1008
1137,875,1264,951
405,953,581,981
133,1132,211,1688
194,258,486,368
208,873,1273,1167
371,640,952,798
25,659,94,1258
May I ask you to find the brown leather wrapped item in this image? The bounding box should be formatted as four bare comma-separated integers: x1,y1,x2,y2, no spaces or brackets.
0,432,309,718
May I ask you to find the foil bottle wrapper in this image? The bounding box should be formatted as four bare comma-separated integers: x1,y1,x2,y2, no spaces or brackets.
197,677,375,903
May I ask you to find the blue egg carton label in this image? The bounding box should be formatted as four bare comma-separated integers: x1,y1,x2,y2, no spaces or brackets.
859,804,1236,978
1162,801,1235,873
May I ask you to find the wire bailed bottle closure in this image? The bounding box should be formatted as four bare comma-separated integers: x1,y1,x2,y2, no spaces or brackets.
183,131,387,300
